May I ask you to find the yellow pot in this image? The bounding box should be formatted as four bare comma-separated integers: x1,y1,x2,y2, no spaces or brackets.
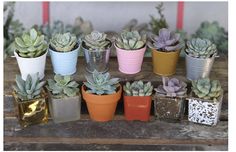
152,49,180,76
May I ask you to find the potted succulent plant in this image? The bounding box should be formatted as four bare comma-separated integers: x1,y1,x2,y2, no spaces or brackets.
81,70,121,122
115,30,147,74
123,81,153,121
188,78,223,126
154,77,187,121
185,38,217,80
46,74,81,123
148,28,182,76
14,28,48,80
82,31,112,73
12,73,48,127
49,32,79,75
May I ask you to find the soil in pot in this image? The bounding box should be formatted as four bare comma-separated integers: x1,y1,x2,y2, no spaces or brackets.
124,95,152,121
81,84,122,122
154,95,185,122
152,49,180,76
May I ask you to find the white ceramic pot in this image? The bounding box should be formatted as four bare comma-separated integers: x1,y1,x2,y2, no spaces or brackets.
14,50,47,80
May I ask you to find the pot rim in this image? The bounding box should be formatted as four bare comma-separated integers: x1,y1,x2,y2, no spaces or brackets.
13,89,46,103
49,42,80,53
188,90,224,103
185,51,216,60
114,42,147,52
47,89,81,100
152,48,180,54
14,49,48,60
81,39,112,53
81,84,122,104
154,93,186,100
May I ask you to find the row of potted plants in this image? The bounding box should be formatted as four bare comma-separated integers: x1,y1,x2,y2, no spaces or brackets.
12,71,223,128
13,27,217,81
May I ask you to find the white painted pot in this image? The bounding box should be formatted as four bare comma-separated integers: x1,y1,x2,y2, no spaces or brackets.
14,50,47,80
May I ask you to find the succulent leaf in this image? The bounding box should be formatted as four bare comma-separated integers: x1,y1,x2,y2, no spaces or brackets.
123,81,153,96
13,73,45,101
115,30,146,50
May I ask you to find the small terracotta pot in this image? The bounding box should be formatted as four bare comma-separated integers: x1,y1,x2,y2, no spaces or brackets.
81,84,122,122
124,95,152,121
152,49,180,76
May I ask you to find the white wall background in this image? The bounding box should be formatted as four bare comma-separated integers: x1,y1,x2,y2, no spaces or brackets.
13,1,228,34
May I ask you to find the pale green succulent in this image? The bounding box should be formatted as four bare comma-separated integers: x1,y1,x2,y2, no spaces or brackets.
14,28,47,58
47,75,79,98
50,32,77,52
116,30,146,50
192,78,222,101
124,81,153,96
186,38,217,58
84,70,120,95
193,21,228,54
13,73,46,101
83,31,111,51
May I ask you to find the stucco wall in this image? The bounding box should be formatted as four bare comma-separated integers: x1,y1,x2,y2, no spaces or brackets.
13,1,228,34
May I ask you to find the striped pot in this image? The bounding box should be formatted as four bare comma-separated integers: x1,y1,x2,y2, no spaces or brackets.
115,44,146,74
49,45,79,76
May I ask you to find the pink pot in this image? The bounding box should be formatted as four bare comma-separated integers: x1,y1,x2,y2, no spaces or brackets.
115,44,146,74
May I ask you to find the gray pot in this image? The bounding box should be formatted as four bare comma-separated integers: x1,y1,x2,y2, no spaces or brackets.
82,40,112,73
48,92,81,123
185,53,215,80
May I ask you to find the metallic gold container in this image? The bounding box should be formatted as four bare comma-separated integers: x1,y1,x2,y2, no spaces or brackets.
12,90,49,127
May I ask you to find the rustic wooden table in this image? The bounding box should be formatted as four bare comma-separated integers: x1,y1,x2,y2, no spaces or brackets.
4,57,228,150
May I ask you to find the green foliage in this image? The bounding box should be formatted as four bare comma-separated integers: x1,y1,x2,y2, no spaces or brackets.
155,77,187,97
84,70,120,95
123,81,153,96
116,30,146,50
192,21,228,54
192,78,222,101
122,19,148,35
50,32,77,52
83,31,111,51
47,75,79,98
186,38,217,58
4,2,25,58
13,73,46,101
37,17,93,42
14,28,47,58
149,2,168,34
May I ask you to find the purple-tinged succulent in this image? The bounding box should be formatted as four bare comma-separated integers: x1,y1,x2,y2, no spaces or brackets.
155,77,187,97
148,28,182,52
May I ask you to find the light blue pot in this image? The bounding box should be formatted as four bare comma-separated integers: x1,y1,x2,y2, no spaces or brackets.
49,45,79,75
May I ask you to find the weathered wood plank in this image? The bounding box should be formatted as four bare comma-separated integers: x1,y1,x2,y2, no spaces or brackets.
4,119,228,140
4,143,228,151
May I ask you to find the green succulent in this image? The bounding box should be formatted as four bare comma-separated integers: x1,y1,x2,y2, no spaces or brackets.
14,28,47,58
50,32,77,52
186,38,217,58
192,78,222,101
13,73,46,101
124,81,153,96
122,19,148,36
149,2,168,35
84,70,120,95
83,31,111,51
116,30,146,50
192,21,228,54
47,75,79,98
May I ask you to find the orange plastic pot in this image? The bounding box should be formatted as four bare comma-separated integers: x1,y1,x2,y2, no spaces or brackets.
124,95,152,121
152,49,180,76
81,84,122,122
